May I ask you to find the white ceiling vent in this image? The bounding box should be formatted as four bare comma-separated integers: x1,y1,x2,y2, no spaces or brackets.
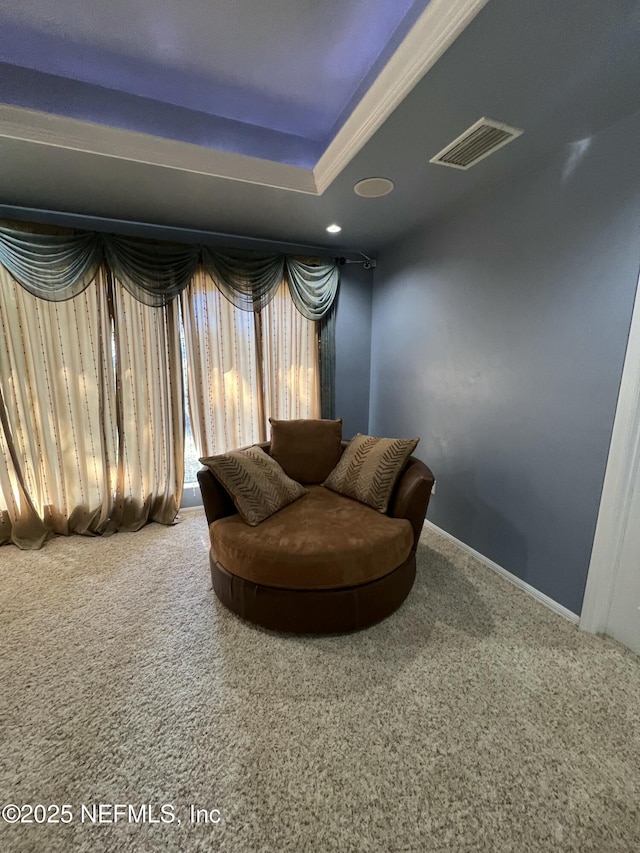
430,118,523,170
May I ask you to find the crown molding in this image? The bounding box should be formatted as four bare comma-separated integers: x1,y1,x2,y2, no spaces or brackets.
0,0,488,196
313,0,490,193
0,104,318,194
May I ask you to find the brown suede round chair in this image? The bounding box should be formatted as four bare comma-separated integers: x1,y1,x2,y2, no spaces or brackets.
198,437,435,634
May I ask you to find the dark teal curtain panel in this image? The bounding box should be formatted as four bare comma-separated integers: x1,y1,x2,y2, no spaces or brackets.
104,235,200,307
201,247,286,313
0,229,102,301
0,226,339,317
319,299,337,419
286,257,339,321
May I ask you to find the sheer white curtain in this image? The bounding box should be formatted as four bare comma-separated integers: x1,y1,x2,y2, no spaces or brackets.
1,258,322,548
181,269,263,457
262,280,320,421
109,280,184,530
182,273,320,458
0,267,117,547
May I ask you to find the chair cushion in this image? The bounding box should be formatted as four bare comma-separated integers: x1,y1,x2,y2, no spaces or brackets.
209,486,413,590
324,433,419,513
200,445,307,526
269,417,343,484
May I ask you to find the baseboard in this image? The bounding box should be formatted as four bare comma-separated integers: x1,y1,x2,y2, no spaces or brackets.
423,520,580,624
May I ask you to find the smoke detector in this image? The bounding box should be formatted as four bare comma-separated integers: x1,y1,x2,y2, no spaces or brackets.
430,118,523,170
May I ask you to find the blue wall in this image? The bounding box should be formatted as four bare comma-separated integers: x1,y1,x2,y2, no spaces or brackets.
369,110,640,615
335,265,373,438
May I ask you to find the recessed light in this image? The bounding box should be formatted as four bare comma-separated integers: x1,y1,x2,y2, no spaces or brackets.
354,177,394,198
326,224,342,234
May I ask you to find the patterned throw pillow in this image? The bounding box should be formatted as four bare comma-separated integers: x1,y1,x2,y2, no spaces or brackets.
200,446,307,526
324,433,419,513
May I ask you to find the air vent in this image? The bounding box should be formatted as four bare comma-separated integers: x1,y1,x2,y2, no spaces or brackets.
430,118,523,170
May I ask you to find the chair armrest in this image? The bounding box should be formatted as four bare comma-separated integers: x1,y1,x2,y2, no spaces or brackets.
388,458,435,550
197,467,236,526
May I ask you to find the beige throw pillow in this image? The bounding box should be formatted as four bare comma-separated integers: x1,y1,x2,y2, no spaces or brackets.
200,446,307,526
324,433,419,513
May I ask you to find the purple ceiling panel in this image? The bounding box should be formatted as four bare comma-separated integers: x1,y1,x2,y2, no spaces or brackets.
0,0,431,163
0,64,325,167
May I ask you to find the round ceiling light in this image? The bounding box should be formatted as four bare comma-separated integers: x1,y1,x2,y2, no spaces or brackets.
326,223,342,234
354,177,395,198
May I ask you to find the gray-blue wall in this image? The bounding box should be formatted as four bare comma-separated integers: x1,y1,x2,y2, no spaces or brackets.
335,265,373,437
369,110,640,615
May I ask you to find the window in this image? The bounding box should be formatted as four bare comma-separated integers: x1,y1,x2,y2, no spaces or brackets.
180,275,320,489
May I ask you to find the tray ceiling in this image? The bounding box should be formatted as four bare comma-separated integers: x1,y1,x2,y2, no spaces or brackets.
1,0,639,252
0,0,488,192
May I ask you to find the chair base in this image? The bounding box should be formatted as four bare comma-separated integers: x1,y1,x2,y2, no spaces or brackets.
210,553,416,634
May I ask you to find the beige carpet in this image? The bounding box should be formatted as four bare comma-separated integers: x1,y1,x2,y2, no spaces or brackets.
0,509,638,853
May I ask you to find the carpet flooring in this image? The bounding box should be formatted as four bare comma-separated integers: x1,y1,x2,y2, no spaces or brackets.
0,509,638,853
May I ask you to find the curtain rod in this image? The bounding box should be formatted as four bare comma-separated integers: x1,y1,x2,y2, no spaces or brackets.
0,204,370,261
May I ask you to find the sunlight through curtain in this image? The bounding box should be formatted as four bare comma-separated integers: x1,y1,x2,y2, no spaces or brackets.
109,280,184,530
181,270,263,458
262,280,320,422
0,222,337,548
0,267,117,548
182,274,319,459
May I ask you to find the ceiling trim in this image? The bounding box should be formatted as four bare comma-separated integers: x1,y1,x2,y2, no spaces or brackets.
0,0,488,195
313,0,490,193
0,104,318,193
